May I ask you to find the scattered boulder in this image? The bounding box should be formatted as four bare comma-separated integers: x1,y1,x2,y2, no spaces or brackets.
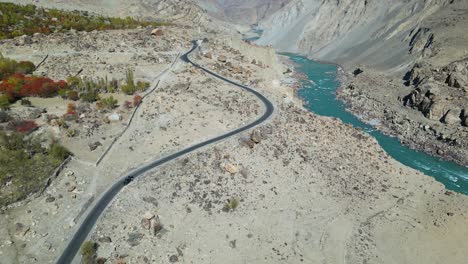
427,101,447,121
15,223,29,237
28,108,46,119
217,55,227,63
98,236,112,243
107,113,122,122
442,109,461,125
143,212,155,220
151,28,164,36
250,129,262,143
204,52,213,59
0,111,11,123
151,219,163,236
169,255,179,263
353,68,364,76
141,218,151,230
16,35,32,46
224,164,238,174
88,141,102,151
462,110,468,127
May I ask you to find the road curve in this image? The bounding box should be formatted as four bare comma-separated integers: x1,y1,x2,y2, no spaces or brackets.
56,40,275,264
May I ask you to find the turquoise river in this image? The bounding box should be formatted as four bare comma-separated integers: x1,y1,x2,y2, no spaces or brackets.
286,53,468,195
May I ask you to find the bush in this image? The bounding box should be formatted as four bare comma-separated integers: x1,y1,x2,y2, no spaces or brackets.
101,96,118,109
137,81,151,91
49,142,70,160
66,128,76,138
0,95,11,110
0,54,35,78
80,91,100,102
66,103,76,115
67,90,79,101
133,95,143,107
0,130,69,207
80,241,97,264
123,100,132,109
121,69,136,95
16,61,35,74
224,197,239,212
20,98,31,106
0,74,66,101
12,120,38,134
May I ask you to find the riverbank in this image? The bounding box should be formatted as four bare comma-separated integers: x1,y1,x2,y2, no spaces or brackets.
337,67,468,167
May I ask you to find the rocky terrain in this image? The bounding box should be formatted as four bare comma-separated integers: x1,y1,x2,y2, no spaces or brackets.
0,1,468,264
196,0,291,25
253,0,468,165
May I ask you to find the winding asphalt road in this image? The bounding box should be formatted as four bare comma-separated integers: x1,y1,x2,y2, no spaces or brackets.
55,40,275,264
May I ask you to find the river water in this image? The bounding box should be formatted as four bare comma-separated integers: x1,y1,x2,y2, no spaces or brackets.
285,53,468,195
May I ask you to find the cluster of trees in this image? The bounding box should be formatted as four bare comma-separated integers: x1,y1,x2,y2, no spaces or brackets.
0,2,168,39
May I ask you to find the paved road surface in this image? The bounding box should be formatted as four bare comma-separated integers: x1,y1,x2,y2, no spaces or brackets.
56,40,275,264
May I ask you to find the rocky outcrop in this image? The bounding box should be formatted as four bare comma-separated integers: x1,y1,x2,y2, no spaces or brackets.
257,0,466,72
403,58,468,127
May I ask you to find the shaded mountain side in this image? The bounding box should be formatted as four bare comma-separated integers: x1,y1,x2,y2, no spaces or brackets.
196,0,291,25
258,0,468,73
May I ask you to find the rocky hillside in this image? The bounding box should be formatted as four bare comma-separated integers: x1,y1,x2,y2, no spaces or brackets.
253,0,468,164
258,0,468,72
196,0,291,25
3,0,205,22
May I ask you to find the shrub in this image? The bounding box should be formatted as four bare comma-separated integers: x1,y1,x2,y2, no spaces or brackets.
58,89,68,99
80,91,100,102
123,100,132,109
80,241,97,264
12,120,38,134
101,96,118,109
67,90,79,101
0,54,35,78
133,95,142,107
66,128,76,137
0,74,66,100
224,197,239,212
16,61,35,74
0,130,69,207
20,98,32,106
96,101,104,110
0,95,11,110
122,69,136,95
49,142,71,160
66,103,76,115
137,81,151,91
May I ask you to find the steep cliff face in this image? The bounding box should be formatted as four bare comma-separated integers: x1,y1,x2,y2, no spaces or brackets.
258,0,468,72
196,0,291,24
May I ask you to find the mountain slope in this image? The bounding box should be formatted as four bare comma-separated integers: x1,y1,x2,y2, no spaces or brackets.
258,0,468,72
